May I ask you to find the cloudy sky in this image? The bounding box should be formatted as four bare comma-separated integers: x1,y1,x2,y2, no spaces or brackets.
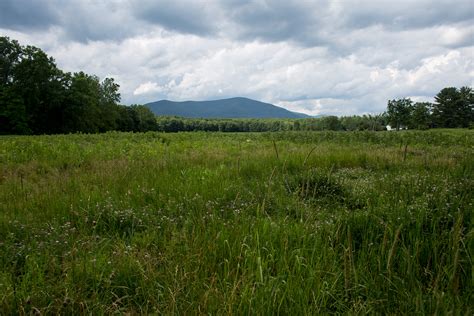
1,0,473,115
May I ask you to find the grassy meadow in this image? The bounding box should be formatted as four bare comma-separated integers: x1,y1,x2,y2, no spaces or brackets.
0,130,473,314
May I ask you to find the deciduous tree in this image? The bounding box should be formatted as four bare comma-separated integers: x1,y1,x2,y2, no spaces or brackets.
387,98,413,130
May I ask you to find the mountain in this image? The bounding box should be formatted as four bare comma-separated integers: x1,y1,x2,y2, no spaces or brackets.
145,97,310,118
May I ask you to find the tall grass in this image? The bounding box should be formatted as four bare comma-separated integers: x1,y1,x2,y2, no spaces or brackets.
0,130,472,314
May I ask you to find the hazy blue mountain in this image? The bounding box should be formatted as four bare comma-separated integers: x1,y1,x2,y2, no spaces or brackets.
145,97,310,118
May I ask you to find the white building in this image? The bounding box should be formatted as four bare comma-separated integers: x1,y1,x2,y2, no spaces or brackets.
386,125,408,131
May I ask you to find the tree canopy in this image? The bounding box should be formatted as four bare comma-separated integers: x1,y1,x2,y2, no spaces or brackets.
386,87,473,131
0,36,157,135
432,87,473,128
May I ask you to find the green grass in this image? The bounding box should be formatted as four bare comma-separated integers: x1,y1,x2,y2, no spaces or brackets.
0,130,472,314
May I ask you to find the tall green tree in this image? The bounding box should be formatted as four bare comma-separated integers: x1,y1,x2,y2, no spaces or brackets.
1,36,128,134
0,37,29,134
458,86,474,127
319,116,343,131
433,87,458,128
0,86,29,134
410,102,432,130
116,105,138,131
131,105,157,132
387,98,413,130
97,77,121,132
63,72,102,133
0,37,22,85
13,44,67,133
63,74,123,133
433,87,473,128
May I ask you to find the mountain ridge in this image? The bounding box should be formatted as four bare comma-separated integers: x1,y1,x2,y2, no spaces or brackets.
145,97,310,118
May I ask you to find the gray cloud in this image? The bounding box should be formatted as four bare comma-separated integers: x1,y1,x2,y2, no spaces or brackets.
3,0,472,46
57,1,141,42
223,1,324,43
0,0,58,30
0,0,141,42
340,0,474,30
131,0,219,36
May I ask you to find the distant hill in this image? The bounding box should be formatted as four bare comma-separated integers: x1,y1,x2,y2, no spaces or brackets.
145,97,310,118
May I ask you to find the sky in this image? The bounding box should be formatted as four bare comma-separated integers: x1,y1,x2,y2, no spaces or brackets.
1,0,473,115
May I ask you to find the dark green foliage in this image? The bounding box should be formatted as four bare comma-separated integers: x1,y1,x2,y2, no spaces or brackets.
132,105,158,132
340,114,387,131
0,36,150,135
433,87,474,128
318,116,343,130
286,169,365,210
0,85,29,134
0,37,29,134
387,98,413,130
385,91,473,130
153,115,389,133
63,72,102,133
411,102,432,129
12,45,67,134
287,169,346,202
0,37,22,85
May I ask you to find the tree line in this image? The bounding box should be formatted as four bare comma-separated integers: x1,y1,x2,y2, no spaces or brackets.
0,36,157,135
153,115,388,132
386,87,473,130
1,36,472,135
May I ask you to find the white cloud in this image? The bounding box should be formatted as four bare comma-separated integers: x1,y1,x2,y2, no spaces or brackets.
133,82,163,96
1,0,472,115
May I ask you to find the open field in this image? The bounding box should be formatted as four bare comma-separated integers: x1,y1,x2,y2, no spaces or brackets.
0,130,472,314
